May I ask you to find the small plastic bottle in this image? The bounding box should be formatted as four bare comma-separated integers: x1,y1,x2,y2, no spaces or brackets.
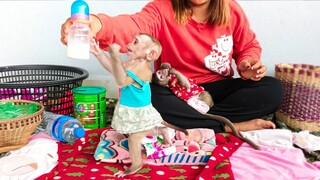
43,111,86,143
67,0,90,60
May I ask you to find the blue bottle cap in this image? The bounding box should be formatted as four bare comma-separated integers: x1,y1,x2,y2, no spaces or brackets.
74,127,86,138
71,0,89,22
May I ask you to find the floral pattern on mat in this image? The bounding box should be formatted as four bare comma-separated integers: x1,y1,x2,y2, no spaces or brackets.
94,128,217,166
35,128,243,180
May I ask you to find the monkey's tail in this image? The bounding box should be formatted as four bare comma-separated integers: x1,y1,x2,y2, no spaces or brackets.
162,121,189,136
205,113,260,150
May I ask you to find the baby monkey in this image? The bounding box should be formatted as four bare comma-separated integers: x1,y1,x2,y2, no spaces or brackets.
152,62,260,150
152,62,214,114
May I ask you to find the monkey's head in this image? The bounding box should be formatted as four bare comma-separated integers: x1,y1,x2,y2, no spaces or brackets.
152,62,172,86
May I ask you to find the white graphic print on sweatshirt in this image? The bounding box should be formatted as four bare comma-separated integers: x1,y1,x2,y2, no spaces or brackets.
204,35,233,76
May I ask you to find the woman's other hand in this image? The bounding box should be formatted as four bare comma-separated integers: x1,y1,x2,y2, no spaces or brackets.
238,59,267,81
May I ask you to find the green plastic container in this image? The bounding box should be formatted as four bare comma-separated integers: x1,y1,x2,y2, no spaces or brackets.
72,86,106,129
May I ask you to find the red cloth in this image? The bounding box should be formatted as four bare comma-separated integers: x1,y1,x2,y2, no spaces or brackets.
36,128,243,180
168,75,204,101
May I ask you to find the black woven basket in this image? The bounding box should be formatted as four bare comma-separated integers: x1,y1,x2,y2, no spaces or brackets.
0,64,89,115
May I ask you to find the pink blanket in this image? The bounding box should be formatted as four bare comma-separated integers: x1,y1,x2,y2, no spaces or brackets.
94,128,217,165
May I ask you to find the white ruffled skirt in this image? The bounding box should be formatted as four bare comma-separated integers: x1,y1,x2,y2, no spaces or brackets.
111,102,164,134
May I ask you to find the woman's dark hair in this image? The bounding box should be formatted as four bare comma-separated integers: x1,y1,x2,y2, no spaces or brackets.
171,0,230,26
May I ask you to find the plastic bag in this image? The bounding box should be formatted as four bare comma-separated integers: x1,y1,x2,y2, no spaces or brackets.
0,101,38,120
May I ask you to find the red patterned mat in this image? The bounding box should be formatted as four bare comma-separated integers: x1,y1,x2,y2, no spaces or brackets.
36,128,243,180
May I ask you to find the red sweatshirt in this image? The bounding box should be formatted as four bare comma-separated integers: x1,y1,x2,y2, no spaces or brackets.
95,0,261,84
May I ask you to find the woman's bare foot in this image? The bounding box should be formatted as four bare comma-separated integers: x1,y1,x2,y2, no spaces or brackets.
225,118,276,132
114,163,143,177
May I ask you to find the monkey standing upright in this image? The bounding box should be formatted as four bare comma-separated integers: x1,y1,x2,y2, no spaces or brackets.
90,34,189,177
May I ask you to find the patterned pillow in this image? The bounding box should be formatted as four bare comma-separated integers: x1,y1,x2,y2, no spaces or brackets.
94,128,216,165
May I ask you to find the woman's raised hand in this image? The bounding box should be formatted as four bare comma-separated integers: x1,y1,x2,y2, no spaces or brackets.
60,14,102,46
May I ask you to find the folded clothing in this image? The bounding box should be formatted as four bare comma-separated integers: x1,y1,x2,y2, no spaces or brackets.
0,134,58,180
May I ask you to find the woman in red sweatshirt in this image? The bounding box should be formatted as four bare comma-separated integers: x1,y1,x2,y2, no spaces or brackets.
61,0,284,133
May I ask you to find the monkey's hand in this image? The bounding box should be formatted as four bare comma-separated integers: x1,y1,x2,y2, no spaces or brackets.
90,38,101,56
179,78,191,89
170,68,191,89
160,62,171,69
108,44,121,61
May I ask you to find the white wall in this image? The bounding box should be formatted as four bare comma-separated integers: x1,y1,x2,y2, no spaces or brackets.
1,0,319,98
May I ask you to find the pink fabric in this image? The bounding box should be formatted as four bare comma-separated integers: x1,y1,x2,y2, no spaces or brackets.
230,144,320,180
313,161,320,169
94,128,216,165
28,132,56,141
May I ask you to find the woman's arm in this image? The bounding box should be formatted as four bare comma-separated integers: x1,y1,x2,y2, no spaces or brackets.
230,0,262,66
228,0,264,80
95,0,164,51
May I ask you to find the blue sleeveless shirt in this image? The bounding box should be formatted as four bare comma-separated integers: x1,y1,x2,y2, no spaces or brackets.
119,70,151,107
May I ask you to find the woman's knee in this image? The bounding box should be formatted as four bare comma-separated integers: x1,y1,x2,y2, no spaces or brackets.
262,76,284,101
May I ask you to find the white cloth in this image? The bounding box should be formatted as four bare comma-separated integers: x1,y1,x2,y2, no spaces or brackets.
293,130,320,152
241,129,320,152
240,129,295,148
0,133,58,180
186,95,210,114
111,103,164,134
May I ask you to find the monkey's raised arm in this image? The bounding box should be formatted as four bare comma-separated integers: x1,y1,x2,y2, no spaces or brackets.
169,68,191,89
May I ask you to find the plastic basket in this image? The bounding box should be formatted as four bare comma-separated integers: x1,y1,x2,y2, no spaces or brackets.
0,64,89,115
0,100,44,153
275,63,320,132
